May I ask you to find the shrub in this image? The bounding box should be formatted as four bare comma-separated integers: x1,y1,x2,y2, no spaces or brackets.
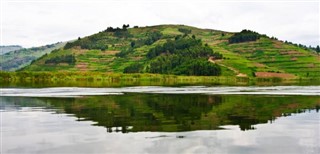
124,63,143,73
45,55,76,65
228,29,261,44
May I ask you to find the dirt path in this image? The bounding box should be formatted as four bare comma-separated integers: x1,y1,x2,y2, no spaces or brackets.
208,58,247,77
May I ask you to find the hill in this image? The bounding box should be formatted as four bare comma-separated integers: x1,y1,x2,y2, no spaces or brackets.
0,45,23,55
21,25,320,78
0,42,66,71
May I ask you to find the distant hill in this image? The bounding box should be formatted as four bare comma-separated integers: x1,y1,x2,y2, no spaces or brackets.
0,45,23,55
21,24,320,78
0,42,66,71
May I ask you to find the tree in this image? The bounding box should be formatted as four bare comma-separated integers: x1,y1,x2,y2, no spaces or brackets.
45,54,76,65
122,24,130,30
316,45,320,54
124,63,143,73
106,27,114,32
178,28,191,35
100,45,107,51
130,41,136,48
228,29,260,44
145,37,223,76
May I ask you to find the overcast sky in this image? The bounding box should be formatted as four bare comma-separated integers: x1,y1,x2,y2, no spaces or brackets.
1,0,319,48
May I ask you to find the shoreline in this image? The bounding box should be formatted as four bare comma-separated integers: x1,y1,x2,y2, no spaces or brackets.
0,72,320,87
1,71,319,87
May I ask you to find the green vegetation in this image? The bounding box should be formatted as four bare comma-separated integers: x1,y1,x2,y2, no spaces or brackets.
178,27,192,35
124,63,143,73
16,24,319,80
64,36,109,51
221,37,320,78
0,71,246,87
45,54,76,65
228,29,261,44
146,36,222,75
149,58,221,76
2,71,319,88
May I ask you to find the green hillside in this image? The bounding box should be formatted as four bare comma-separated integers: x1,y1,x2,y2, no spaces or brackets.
21,25,320,78
0,42,66,71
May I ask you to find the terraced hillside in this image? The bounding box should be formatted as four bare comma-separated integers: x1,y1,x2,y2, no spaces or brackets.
21,25,319,78
217,38,320,78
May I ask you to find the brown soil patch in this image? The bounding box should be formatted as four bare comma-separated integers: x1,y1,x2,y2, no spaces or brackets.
72,48,89,55
90,58,99,62
280,50,303,56
236,73,247,77
255,72,296,78
208,57,216,62
272,40,282,48
76,62,88,71
291,57,298,61
254,63,266,68
308,63,315,68
102,50,120,55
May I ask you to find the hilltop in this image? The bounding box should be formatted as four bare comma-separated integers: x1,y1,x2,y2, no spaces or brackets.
21,24,320,78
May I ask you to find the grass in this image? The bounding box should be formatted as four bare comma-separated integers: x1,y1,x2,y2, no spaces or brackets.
1,71,319,88
161,27,183,36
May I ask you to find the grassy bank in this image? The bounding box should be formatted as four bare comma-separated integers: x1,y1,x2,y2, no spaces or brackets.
1,71,319,87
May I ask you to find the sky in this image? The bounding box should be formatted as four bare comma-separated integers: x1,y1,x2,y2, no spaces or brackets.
1,0,319,48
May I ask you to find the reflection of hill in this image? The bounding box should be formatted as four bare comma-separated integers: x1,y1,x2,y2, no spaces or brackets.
0,96,54,111
2,94,319,132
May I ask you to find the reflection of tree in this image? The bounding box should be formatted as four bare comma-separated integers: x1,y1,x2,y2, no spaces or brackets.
138,94,222,132
40,94,221,132
4,94,319,132
212,95,320,130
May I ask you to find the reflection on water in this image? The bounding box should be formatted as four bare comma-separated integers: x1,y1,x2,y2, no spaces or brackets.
1,92,320,153
1,94,319,132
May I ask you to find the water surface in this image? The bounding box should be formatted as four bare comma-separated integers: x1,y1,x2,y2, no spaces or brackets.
1,86,319,153
1,86,319,97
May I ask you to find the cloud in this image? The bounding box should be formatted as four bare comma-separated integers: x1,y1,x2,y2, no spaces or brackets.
1,0,319,47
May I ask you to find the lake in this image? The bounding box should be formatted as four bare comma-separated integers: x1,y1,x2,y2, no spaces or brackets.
1,86,319,154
